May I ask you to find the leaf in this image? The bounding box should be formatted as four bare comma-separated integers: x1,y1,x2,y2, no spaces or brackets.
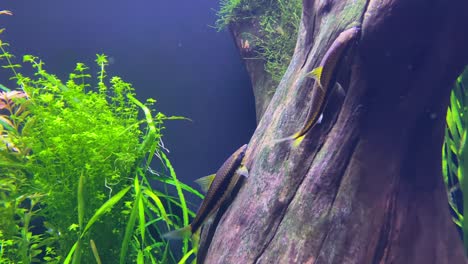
136,177,145,242
149,174,204,199
177,249,194,264
95,54,108,65
2,64,21,69
137,250,144,264
63,242,78,264
159,151,190,254
90,239,102,264
451,91,464,138
81,186,131,237
447,104,460,145
0,83,10,91
77,174,85,229
71,239,82,264
453,216,463,228
0,116,14,131
143,188,173,225
127,94,157,162
68,223,79,231
120,183,141,264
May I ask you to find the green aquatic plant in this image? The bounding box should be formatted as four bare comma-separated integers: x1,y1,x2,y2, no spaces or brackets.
0,42,201,263
216,0,302,83
215,0,245,29
443,66,468,254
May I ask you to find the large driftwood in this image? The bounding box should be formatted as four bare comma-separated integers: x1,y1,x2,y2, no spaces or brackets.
229,20,277,123
200,0,468,263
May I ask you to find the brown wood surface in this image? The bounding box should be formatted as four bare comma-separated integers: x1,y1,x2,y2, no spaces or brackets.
199,0,468,263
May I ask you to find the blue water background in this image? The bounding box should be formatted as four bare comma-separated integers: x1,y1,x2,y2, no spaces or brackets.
0,0,256,204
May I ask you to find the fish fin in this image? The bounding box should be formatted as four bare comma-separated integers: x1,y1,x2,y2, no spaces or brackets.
306,66,324,91
191,229,200,255
317,113,324,124
236,165,249,178
204,216,215,226
271,136,294,145
306,66,323,81
292,134,306,148
162,225,192,240
271,132,300,145
194,174,216,193
334,82,346,98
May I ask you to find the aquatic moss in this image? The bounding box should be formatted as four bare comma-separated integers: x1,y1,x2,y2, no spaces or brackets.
216,0,302,83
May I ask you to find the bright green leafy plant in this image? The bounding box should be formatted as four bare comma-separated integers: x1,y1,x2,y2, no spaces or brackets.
0,42,202,263
443,67,468,254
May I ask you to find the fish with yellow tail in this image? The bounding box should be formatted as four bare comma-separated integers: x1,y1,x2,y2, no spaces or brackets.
162,144,249,240
275,26,361,147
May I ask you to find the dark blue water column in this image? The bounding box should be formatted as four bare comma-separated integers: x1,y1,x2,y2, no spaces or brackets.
0,0,256,187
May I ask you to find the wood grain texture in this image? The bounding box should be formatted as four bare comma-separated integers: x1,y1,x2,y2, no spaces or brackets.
199,0,468,263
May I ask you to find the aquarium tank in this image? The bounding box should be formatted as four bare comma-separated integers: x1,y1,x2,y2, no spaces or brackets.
1,0,468,263
0,1,255,263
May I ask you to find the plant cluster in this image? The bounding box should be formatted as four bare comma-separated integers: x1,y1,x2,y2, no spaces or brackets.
216,0,302,83
443,66,468,254
0,43,201,263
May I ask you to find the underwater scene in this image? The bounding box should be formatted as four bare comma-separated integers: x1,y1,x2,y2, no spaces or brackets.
1,0,468,263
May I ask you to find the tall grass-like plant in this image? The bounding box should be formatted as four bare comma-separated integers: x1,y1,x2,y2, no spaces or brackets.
443,67,468,254
0,42,202,263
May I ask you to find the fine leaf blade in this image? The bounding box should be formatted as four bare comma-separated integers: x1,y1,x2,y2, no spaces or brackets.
81,186,131,237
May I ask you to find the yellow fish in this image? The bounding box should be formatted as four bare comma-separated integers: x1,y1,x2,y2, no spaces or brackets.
163,144,249,239
275,27,361,147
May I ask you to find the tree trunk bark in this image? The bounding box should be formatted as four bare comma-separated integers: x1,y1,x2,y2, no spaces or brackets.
229,20,277,123
200,0,468,263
